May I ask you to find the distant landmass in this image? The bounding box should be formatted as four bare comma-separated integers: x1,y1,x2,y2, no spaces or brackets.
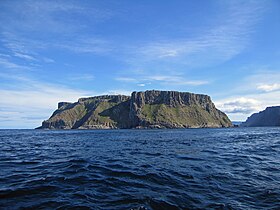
241,106,280,127
37,90,232,129
232,121,243,126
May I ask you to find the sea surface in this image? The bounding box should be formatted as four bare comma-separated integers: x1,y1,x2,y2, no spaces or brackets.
0,128,279,210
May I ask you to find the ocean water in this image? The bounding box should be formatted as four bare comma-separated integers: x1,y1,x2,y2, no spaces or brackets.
0,128,279,210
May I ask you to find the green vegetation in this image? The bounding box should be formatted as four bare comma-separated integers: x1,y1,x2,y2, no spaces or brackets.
39,91,232,129
84,101,117,126
43,97,128,129
141,104,228,127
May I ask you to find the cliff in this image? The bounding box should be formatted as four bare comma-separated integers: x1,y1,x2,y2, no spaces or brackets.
241,106,280,127
37,90,232,129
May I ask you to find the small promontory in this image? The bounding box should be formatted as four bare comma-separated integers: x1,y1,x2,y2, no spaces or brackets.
241,106,280,127
37,90,232,129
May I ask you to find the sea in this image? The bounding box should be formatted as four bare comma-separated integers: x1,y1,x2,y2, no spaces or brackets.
0,128,279,210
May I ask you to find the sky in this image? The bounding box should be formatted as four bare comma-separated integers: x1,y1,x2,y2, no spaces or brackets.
0,0,280,128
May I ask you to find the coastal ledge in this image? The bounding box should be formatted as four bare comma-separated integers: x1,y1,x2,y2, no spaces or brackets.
37,90,233,129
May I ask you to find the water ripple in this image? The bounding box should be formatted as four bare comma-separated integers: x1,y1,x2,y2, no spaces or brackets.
0,128,279,209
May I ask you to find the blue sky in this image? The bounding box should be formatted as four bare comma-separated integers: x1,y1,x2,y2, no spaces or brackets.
0,0,280,128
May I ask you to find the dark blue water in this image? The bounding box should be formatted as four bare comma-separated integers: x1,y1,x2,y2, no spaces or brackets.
0,128,279,210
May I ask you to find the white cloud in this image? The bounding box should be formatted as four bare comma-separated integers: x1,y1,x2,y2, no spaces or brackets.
101,89,132,96
67,74,95,81
214,70,280,121
115,77,138,82
0,74,91,128
0,1,265,71
215,97,262,122
1,33,38,60
14,52,37,61
56,38,112,54
1,33,56,64
115,74,208,86
0,1,112,34
1,32,112,60
127,1,265,67
257,83,280,92
0,1,114,62
250,71,280,83
146,75,208,86
216,97,261,114
234,70,280,93
215,88,280,122
0,58,30,69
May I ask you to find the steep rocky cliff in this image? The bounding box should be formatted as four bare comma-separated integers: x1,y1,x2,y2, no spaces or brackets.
40,95,130,129
241,106,280,127
38,90,232,129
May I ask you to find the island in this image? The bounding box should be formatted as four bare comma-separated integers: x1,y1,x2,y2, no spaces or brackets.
37,90,232,129
241,106,280,127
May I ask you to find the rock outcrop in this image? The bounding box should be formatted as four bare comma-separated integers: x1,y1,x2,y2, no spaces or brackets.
241,106,280,127
37,90,232,129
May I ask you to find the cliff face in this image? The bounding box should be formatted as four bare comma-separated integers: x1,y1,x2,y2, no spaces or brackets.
40,95,130,129
38,90,232,129
241,106,280,127
129,90,231,128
